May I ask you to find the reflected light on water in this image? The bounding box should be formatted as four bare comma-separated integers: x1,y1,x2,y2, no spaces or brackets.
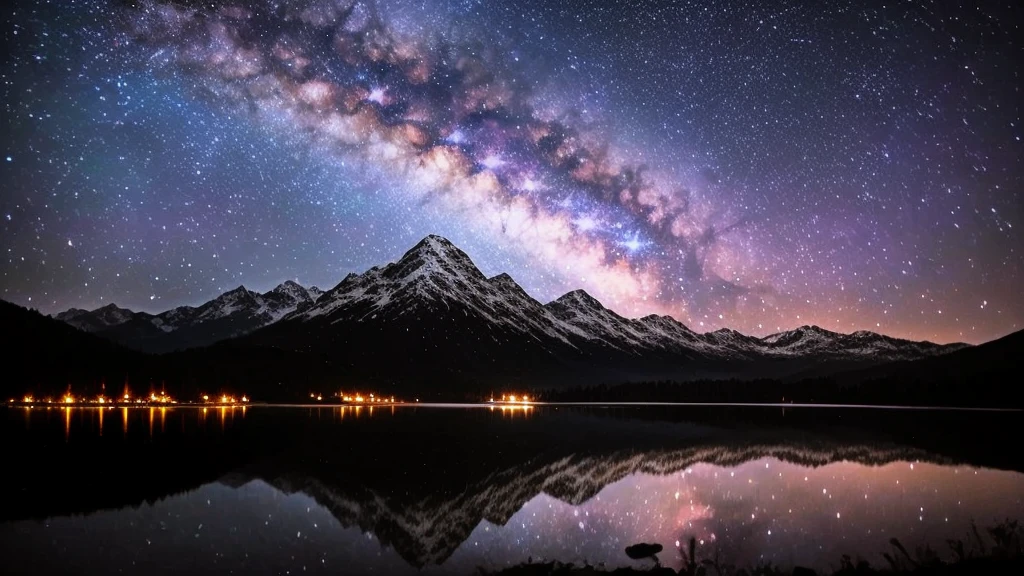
490,404,534,417
3,406,1023,575
449,457,1024,572
17,406,256,440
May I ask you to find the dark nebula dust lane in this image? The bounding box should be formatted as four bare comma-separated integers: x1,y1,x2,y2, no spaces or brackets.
1,0,1021,344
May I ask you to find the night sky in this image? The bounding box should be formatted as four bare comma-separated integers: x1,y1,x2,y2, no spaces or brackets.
1,0,1021,344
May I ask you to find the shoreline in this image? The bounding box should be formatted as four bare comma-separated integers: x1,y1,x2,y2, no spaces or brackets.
6,401,1020,411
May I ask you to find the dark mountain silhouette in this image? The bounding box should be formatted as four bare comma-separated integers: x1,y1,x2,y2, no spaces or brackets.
821,327,1022,406
0,300,146,394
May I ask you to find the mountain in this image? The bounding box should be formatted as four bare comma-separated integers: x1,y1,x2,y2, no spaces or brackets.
0,300,145,395
240,236,579,390
45,235,967,389
233,235,964,390
53,303,138,332
819,327,1022,407
54,280,324,353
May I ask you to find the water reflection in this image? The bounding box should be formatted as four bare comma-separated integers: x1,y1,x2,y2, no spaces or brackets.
449,458,1024,573
2,405,1022,576
16,405,251,437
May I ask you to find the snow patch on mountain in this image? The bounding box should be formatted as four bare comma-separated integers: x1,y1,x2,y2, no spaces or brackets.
53,234,966,362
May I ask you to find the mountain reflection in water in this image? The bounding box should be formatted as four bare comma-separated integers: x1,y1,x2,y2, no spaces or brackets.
1,405,1022,575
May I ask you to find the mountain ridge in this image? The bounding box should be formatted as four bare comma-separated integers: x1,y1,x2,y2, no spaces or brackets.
48,235,968,384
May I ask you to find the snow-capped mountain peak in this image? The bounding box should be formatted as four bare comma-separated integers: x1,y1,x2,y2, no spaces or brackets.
52,235,968,365
265,280,309,301
306,286,324,302
548,289,607,312
382,234,486,286
52,303,137,332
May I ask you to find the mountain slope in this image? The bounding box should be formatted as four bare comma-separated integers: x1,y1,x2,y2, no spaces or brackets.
821,327,1021,407
0,300,145,397
53,303,141,332
240,236,579,391
55,281,324,353
235,235,965,390
46,235,968,389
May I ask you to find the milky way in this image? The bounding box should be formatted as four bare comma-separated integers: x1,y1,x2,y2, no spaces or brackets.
1,0,1021,343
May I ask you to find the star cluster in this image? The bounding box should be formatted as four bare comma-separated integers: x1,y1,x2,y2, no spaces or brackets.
1,0,1021,343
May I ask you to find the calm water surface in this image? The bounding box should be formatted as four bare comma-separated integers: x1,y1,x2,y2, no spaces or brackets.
1,405,1021,574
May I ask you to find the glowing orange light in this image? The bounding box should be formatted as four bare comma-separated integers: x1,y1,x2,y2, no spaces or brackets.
23,395,34,403
202,394,209,402
63,395,75,404
98,397,106,404
221,395,228,404
241,396,248,403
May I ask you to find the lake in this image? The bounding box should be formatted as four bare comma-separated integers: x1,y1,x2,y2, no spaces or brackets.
1,404,1022,575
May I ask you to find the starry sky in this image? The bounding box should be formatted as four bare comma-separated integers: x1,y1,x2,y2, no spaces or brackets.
1,0,1021,344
